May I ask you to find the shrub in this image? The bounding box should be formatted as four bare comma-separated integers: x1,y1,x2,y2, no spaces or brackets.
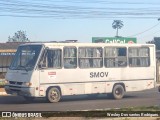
0,80,5,88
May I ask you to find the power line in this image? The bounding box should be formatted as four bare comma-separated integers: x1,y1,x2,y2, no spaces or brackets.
128,22,160,37
139,29,160,39
0,0,160,19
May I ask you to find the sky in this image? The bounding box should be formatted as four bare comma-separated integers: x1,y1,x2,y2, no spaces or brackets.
0,0,160,43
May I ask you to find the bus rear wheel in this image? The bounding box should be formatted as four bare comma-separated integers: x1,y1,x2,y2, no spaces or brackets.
47,87,61,103
112,84,125,100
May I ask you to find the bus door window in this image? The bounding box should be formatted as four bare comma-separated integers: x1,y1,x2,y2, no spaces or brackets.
39,49,48,68
47,49,61,68
39,49,62,69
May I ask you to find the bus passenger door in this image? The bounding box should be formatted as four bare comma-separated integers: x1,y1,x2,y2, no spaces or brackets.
38,48,62,96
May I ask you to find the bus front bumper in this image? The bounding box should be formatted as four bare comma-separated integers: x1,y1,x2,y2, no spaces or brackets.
4,85,35,97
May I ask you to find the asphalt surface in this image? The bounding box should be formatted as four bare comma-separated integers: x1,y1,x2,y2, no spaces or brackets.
0,88,159,111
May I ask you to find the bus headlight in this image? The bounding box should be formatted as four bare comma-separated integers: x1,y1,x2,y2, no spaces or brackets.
23,82,32,87
4,80,9,85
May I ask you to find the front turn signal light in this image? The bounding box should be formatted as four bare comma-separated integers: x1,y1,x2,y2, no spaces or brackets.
4,80,9,85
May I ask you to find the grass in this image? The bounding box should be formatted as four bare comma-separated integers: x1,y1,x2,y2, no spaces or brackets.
39,106,160,117
115,106,160,111
0,80,5,88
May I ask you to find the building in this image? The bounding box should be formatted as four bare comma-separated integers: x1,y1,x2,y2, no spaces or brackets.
0,42,24,78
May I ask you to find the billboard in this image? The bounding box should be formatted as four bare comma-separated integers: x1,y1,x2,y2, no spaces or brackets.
92,37,137,43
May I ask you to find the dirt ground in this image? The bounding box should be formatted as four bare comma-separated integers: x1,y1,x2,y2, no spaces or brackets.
0,88,5,92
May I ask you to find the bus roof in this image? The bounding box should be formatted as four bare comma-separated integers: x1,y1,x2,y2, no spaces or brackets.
20,42,155,48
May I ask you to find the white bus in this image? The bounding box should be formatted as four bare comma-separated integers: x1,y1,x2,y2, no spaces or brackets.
5,42,156,102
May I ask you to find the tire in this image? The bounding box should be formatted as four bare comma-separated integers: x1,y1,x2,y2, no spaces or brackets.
47,87,61,103
112,84,125,100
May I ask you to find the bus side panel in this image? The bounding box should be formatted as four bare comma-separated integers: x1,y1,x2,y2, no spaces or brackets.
124,79,154,92
91,82,106,94
62,83,85,95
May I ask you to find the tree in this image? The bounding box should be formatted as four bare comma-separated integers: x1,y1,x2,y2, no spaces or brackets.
112,20,124,37
146,37,160,50
8,30,30,42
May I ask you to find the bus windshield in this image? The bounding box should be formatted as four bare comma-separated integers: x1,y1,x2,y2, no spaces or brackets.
10,45,42,71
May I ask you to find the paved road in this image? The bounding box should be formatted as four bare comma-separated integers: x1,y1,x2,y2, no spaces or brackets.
0,88,159,111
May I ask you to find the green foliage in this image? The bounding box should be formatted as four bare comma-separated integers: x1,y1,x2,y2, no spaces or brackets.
8,30,30,42
112,20,124,37
112,20,124,29
0,80,5,88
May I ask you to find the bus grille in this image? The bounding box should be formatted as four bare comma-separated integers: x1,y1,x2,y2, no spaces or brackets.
9,81,23,85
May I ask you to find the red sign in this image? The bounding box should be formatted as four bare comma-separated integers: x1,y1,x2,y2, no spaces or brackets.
48,72,56,75
128,41,134,44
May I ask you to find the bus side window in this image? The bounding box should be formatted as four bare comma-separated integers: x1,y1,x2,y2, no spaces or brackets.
104,47,127,68
129,47,150,67
63,47,77,69
78,47,103,68
117,48,127,67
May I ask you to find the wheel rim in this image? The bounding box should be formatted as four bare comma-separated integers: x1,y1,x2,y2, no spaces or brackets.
115,88,122,96
50,90,58,100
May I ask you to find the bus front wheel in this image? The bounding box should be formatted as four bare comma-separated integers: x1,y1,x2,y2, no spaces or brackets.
47,87,61,103
112,84,125,100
